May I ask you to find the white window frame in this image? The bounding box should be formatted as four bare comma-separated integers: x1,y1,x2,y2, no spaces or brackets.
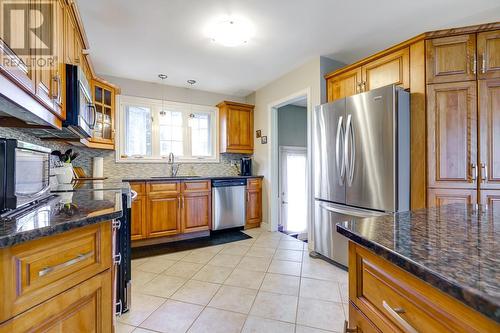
116,95,219,163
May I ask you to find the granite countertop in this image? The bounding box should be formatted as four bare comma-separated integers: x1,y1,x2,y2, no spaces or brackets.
0,190,122,248
336,203,500,323
122,175,264,182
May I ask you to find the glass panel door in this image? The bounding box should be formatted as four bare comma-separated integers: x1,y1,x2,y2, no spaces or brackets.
280,147,307,234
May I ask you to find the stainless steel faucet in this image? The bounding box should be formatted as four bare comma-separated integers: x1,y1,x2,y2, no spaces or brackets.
168,152,180,177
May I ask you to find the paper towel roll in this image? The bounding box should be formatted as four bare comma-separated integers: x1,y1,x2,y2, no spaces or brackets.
92,157,104,178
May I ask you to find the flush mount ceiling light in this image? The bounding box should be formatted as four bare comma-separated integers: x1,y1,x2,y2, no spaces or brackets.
206,17,255,47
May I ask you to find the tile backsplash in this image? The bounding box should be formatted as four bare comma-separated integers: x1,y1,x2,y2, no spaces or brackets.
0,127,246,180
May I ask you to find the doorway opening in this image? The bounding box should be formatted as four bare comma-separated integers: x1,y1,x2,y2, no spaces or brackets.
276,98,308,240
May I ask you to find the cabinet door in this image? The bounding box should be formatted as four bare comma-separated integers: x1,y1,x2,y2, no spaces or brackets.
427,188,477,207
0,270,112,333
227,106,253,153
181,192,211,233
131,195,147,240
477,30,500,80
327,67,362,102
246,189,262,227
426,34,476,83
427,81,477,189
361,48,409,91
148,194,180,237
92,80,115,146
479,79,500,189
480,190,500,210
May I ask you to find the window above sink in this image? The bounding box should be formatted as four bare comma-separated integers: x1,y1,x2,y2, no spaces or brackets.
116,95,219,163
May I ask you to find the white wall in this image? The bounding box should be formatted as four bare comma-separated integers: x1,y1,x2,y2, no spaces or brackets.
278,105,307,148
100,75,246,106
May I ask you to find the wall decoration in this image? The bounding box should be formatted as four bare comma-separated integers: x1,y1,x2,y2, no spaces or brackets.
256,130,262,138
261,136,268,144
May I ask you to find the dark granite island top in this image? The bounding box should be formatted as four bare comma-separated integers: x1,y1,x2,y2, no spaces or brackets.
0,190,122,248
336,203,500,323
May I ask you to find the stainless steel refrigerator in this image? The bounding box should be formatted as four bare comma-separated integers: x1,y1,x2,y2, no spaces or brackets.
313,84,410,267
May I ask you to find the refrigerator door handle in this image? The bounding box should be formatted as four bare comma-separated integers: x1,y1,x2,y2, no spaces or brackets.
335,116,345,185
344,115,356,186
319,202,387,218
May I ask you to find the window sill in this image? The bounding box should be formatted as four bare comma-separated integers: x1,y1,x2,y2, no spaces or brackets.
115,156,221,164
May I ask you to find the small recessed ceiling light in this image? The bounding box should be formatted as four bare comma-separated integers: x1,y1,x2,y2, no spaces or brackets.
206,17,255,47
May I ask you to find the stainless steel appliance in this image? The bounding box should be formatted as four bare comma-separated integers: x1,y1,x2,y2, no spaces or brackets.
28,64,96,140
313,84,410,267
240,157,252,176
212,179,246,230
0,139,51,212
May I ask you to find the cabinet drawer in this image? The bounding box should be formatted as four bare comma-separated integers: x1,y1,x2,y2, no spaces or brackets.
148,181,180,195
350,243,499,333
130,182,146,195
0,222,112,322
0,269,112,333
182,180,211,193
247,178,262,190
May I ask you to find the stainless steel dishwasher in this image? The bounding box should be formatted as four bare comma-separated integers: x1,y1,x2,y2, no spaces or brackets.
212,179,246,230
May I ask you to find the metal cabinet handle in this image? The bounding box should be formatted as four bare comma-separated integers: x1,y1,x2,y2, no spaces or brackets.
471,163,478,181
178,196,181,208
382,301,418,333
52,73,62,102
356,83,361,93
362,81,366,91
481,53,486,74
182,196,185,208
472,54,477,75
39,251,94,277
481,163,488,182
343,321,357,333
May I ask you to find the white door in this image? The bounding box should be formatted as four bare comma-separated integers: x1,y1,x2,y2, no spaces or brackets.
279,146,307,234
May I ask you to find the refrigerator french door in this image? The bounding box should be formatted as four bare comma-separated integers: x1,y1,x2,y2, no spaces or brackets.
313,84,410,267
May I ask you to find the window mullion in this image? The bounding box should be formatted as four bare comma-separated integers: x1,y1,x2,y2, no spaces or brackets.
152,106,160,158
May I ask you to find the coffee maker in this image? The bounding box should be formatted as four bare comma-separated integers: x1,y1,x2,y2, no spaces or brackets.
240,157,252,176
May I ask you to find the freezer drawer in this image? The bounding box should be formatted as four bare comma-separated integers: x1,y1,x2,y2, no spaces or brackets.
314,200,387,267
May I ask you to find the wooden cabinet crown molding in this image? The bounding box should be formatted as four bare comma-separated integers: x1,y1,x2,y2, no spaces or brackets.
325,22,500,80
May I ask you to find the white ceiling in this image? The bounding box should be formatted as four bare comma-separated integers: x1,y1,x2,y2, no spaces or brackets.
76,0,500,97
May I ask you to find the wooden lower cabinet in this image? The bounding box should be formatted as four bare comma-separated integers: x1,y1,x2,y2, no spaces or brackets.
348,242,499,333
0,269,112,333
0,221,114,332
246,178,263,228
131,195,147,240
181,192,211,233
147,194,181,238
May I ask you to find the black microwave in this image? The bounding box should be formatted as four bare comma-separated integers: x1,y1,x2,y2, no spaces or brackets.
0,139,51,212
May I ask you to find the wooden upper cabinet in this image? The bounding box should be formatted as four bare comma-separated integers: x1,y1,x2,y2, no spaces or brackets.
479,78,500,189
327,67,362,102
427,188,478,207
477,30,500,79
426,34,477,84
361,47,409,91
90,79,116,148
218,101,254,154
63,6,77,64
427,81,477,189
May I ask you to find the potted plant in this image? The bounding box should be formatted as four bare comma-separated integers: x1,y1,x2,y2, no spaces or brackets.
51,149,79,184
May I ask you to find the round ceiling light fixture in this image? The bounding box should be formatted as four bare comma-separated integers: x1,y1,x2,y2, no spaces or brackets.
207,17,255,47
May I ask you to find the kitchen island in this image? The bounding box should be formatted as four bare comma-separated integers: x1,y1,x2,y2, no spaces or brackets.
337,203,499,332
0,190,122,331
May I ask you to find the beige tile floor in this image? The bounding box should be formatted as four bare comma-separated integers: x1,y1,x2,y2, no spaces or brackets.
117,228,348,333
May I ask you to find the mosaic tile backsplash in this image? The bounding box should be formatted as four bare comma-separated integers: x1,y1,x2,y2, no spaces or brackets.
0,127,245,180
